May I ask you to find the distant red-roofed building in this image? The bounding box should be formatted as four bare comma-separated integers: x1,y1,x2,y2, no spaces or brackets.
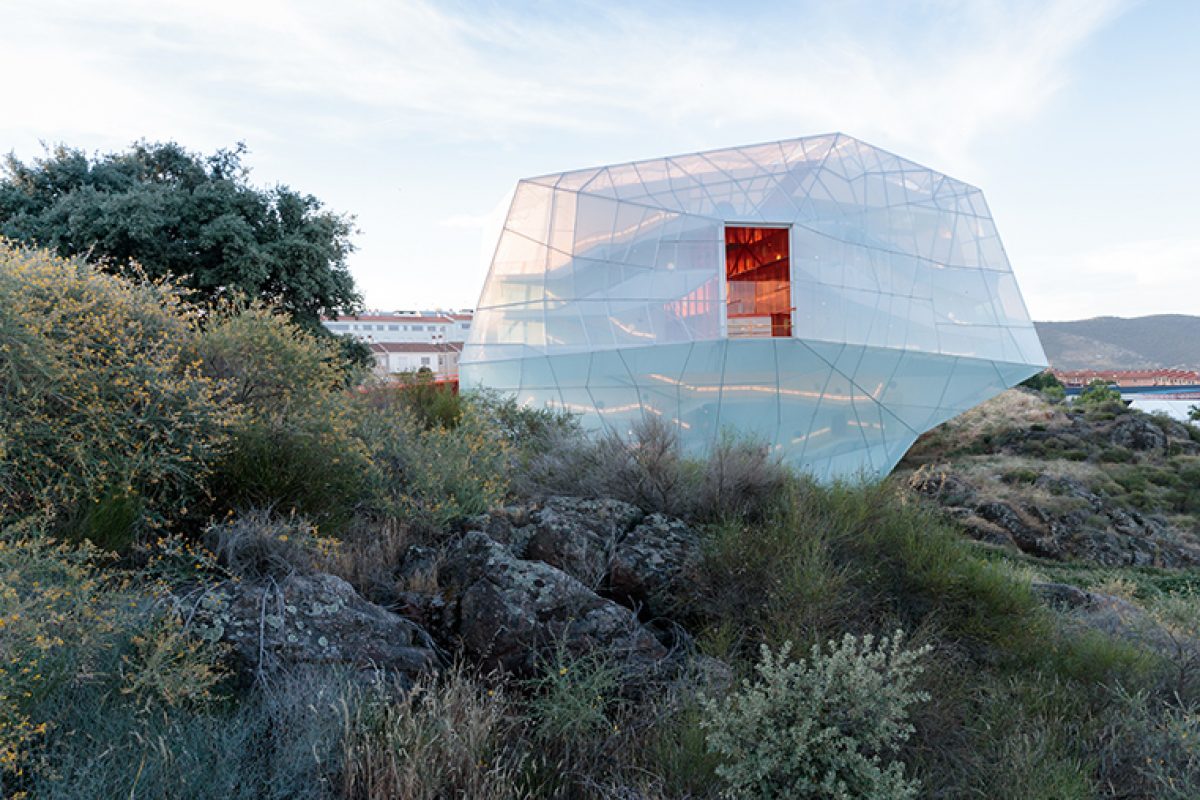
367,341,463,379
1052,368,1200,388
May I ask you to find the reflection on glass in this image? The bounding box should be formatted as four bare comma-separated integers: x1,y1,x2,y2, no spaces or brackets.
725,226,792,338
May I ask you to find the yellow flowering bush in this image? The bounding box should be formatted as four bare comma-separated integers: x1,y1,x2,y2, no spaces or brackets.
0,519,117,782
0,242,234,542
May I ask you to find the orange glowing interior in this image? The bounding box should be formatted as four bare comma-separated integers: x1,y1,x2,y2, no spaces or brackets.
724,226,792,338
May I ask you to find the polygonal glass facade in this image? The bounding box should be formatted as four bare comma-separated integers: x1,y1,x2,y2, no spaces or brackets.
461,133,1048,480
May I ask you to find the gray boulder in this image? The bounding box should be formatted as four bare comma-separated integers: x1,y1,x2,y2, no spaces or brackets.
608,513,700,614
194,572,440,681
1109,415,1168,452
439,531,668,675
523,497,644,588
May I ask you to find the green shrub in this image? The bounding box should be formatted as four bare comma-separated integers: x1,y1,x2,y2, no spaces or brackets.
357,400,511,531
0,244,232,540
195,306,374,531
1099,446,1135,463
1097,687,1200,799
1076,380,1122,408
702,633,930,799
368,373,465,431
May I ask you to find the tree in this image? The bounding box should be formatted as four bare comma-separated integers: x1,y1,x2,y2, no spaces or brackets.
0,141,361,328
1020,370,1066,402
1189,405,1200,423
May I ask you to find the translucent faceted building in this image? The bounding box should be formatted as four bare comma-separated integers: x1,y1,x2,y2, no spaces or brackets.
460,133,1047,480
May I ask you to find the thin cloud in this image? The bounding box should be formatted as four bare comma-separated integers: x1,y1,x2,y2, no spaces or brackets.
2,0,1125,165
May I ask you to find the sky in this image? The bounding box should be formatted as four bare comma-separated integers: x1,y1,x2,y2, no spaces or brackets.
1,0,1196,322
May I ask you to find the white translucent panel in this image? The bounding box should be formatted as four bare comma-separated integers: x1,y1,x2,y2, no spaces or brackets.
506,182,553,243
632,159,675,198
555,167,602,191
479,273,545,307
567,257,623,300
580,167,615,196
464,132,1047,481
701,148,766,181
738,141,789,172
471,303,546,347
608,300,660,345
547,190,578,255
490,230,548,278
573,194,619,260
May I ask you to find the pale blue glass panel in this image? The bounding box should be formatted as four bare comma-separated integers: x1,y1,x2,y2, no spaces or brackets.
931,266,998,327
801,368,871,465
555,385,597,417
514,386,560,408
993,359,1043,388
545,349,591,385
986,273,1034,325
937,356,1009,416
1009,326,1049,367
519,356,558,389
587,347,635,387
462,358,522,390
718,341,780,443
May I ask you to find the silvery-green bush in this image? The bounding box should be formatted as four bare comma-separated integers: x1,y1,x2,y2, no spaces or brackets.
701,631,931,800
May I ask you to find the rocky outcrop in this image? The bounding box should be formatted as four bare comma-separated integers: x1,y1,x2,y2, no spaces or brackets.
909,466,1200,568
1032,581,1200,662
439,531,668,675
194,572,440,681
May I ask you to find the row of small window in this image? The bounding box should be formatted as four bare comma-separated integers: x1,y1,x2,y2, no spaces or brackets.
327,322,470,332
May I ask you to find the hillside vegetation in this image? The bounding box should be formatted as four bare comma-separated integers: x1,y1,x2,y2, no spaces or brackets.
2,244,1199,799
1036,314,1200,370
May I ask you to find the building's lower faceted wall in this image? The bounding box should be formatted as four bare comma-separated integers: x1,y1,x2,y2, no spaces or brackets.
462,338,1039,481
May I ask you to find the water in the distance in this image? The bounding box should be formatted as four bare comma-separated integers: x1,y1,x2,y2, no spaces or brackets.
1129,398,1197,422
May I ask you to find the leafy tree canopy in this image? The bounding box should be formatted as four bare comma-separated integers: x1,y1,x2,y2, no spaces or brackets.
0,141,361,328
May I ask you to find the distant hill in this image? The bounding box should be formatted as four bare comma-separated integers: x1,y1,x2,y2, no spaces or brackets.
1035,315,1200,370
